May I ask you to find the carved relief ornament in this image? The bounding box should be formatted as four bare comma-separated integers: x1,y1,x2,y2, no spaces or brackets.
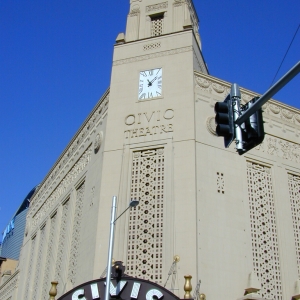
194,73,300,125
129,6,140,17
146,2,168,12
256,136,300,163
206,117,217,136
173,0,187,8
94,131,104,152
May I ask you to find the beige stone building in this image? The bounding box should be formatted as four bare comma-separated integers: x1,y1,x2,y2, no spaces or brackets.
1,1,300,299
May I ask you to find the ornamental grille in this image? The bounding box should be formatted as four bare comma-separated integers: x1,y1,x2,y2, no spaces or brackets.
247,162,282,300
151,15,164,37
217,172,225,194
127,148,165,283
288,173,300,275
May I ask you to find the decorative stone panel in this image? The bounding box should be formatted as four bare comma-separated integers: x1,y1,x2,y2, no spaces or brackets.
288,173,300,276
127,148,165,284
67,182,86,286
247,162,282,300
42,213,57,298
256,136,300,163
55,200,71,296
143,42,161,51
129,8,140,17
194,72,300,127
32,226,46,300
146,2,168,13
24,236,37,300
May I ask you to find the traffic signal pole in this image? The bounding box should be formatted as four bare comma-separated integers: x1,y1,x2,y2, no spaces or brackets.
230,84,244,152
236,61,300,126
215,61,299,154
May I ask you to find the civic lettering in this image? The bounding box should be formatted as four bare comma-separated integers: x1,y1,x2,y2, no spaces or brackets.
125,114,135,126
144,111,155,123
125,109,174,126
130,282,141,299
72,289,86,300
146,289,164,300
124,109,174,139
91,283,100,299
60,279,171,300
163,109,174,120
105,280,127,296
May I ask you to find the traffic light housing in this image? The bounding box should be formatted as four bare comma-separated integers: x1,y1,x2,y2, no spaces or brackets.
238,97,265,155
214,95,235,148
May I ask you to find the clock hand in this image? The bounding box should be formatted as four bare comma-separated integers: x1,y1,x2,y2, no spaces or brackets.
150,76,157,84
148,76,158,87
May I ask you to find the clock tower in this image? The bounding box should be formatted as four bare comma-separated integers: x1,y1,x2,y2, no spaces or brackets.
96,0,208,289
5,1,300,300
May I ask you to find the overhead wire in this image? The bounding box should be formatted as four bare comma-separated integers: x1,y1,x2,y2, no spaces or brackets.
270,23,300,87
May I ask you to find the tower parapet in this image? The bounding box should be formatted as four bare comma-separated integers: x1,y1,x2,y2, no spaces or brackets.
126,0,201,49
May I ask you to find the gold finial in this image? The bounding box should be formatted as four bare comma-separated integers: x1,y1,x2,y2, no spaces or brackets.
199,293,206,300
184,275,192,299
49,281,58,300
174,255,180,263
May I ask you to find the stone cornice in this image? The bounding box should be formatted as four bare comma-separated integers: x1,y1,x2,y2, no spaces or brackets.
28,89,109,215
194,71,300,127
113,45,193,66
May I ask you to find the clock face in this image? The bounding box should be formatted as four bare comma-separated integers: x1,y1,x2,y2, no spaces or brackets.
138,68,162,100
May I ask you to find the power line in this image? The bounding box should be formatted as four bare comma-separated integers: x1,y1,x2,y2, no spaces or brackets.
270,23,300,87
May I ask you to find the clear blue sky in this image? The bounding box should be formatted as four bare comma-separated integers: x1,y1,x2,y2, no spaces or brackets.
0,1,299,234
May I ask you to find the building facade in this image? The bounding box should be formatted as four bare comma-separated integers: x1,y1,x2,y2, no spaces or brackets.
1,1,300,300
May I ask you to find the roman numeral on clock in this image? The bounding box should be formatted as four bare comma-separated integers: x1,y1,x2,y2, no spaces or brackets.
139,93,146,99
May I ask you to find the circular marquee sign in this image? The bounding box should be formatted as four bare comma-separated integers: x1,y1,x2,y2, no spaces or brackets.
58,276,181,300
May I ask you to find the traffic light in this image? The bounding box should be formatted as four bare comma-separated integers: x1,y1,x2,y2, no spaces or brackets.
237,97,265,155
214,95,235,148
